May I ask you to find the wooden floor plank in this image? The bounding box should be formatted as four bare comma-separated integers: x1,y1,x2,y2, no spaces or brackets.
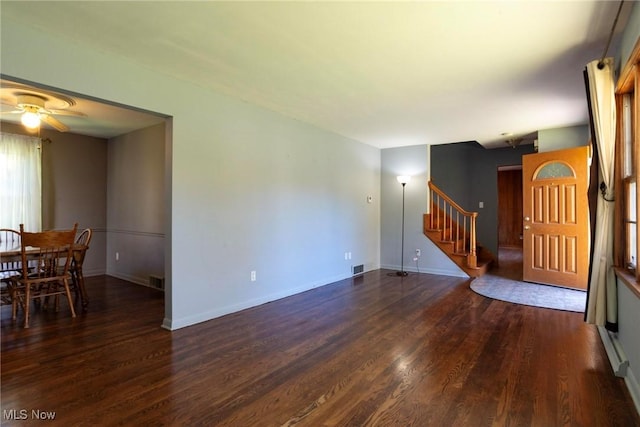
1,270,638,426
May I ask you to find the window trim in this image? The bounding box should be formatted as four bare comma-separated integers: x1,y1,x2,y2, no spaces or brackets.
615,36,640,295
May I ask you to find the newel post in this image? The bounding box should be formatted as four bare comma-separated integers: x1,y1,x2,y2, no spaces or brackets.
468,212,478,268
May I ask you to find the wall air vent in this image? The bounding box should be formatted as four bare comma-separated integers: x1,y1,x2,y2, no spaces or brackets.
149,275,165,290
352,264,364,276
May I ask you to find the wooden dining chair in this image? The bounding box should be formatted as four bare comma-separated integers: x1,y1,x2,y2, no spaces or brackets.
11,223,78,328
0,229,21,306
69,228,92,308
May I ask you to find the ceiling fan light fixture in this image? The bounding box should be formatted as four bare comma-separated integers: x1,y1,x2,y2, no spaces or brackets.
21,108,41,129
505,137,523,148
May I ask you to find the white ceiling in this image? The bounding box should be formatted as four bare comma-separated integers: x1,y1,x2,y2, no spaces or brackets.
0,1,632,148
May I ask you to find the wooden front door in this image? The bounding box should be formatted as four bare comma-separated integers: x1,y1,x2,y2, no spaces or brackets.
522,146,590,289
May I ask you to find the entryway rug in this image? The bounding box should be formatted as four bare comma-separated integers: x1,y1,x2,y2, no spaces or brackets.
470,277,587,313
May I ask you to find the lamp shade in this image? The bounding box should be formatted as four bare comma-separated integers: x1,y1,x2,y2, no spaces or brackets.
396,175,411,185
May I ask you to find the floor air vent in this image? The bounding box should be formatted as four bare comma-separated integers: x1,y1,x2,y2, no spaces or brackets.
149,275,165,290
352,264,364,276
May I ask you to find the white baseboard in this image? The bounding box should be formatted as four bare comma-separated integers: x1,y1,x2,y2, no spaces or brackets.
625,367,640,417
598,326,629,377
165,272,352,330
107,271,150,288
380,263,468,278
598,326,640,415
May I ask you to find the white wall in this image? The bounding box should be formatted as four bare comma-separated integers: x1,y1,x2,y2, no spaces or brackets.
617,282,640,411
0,18,381,329
380,145,465,277
107,123,165,286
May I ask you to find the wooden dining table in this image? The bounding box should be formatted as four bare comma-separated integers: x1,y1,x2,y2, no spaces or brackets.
0,240,90,309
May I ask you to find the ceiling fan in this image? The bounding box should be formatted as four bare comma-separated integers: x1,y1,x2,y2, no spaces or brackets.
1,86,86,132
503,132,538,150
1,93,80,132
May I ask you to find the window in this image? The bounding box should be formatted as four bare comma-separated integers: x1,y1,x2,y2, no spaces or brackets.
621,95,636,270
535,162,574,179
615,42,639,284
0,132,42,231
626,180,637,269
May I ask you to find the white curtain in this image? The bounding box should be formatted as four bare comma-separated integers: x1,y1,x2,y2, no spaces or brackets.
0,132,42,231
585,58,616,327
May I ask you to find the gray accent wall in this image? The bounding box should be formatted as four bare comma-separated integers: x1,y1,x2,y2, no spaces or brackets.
431,142,536,257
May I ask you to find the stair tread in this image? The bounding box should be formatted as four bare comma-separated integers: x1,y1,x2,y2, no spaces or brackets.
424,212,495,278
466,261,492,270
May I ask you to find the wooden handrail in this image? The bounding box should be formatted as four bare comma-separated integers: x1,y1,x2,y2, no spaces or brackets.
428,181,475,216
427,180,478,268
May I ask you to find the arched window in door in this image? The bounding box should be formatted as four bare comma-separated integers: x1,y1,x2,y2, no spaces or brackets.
535,162,575,179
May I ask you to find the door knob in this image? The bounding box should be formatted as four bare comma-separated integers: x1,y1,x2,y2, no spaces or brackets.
524,225,530,230
524,216,530,221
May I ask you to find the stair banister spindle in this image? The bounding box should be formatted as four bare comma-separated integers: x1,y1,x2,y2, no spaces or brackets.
456,211,460,253
436,196,440,229
463,217,468,256
430,196,434,229
468,212,478,268
439,196,443,230
448,204,452,242
435,194,439,229
439,199,442,231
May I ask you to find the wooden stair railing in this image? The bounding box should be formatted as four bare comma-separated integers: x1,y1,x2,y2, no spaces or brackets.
424,181,493,277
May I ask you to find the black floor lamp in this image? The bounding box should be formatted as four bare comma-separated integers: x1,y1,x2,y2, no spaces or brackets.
396,175,411,276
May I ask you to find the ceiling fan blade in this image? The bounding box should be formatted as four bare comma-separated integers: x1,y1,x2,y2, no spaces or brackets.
41,114,69,132
0,109,22,115
1,99,19,107
47,109,86,117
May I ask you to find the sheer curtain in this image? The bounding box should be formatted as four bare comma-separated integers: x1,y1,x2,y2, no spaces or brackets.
0,132,42,231
584,58,617,329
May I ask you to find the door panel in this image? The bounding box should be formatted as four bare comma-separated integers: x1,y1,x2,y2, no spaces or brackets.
522,146,590,289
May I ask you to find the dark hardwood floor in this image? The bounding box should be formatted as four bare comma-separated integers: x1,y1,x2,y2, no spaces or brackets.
2,271,638,426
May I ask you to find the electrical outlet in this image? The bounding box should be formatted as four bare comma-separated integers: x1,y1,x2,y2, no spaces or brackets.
415,249,421,257
251,271,256,281
115,252,119,261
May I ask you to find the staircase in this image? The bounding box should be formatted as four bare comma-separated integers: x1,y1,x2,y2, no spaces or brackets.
423,181,494,277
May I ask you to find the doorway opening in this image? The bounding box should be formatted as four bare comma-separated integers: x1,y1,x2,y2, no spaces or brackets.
497,165,523,280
